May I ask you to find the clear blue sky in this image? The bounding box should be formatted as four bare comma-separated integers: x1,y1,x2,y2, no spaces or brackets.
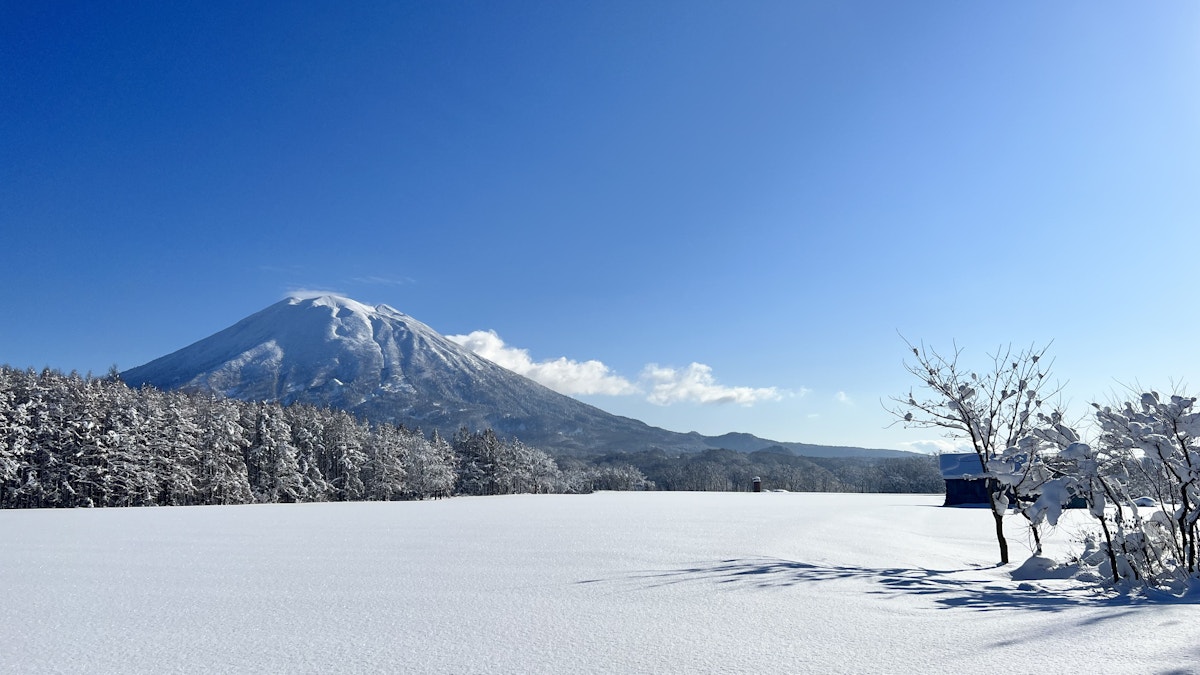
4,1,1199,451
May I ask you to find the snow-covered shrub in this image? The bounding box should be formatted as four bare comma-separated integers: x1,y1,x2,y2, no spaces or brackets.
1090,392,1200,583
1014,390,1200,586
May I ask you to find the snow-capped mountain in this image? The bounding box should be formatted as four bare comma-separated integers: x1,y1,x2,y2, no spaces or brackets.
123,295,907,457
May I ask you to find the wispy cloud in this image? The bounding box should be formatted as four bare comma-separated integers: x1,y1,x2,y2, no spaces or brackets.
284,288,346,300
900,439,967,455
834,391,853,405
272,271,413,302
260,264,307,275
446,330,638,396
447,330,786,406
350,275,414,286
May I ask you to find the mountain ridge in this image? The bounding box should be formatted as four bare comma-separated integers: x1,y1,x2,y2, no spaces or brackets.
122,295,913,459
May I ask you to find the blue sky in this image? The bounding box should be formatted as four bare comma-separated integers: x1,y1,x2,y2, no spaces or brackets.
4,1,1199,451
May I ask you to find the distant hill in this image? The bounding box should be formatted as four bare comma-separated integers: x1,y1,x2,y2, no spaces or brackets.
123,295,911,459
704,434,913,459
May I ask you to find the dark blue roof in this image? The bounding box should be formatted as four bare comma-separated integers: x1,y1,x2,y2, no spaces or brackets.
939,453,986,480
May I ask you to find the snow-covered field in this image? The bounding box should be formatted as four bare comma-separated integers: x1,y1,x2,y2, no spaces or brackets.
2,492,1197,674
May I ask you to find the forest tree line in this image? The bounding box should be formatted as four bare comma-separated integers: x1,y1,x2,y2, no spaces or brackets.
584,447,942,494
0,366,938,509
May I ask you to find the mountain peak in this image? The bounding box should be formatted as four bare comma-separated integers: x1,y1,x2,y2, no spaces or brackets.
284,294,410,323
287,293,372,313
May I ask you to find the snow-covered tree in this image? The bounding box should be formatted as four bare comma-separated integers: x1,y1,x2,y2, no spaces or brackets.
453,428,500,496
284,404,333,501
495,438,564,495
320,409,367,501
194,395,253,505
0,367,23,505
245,403,304,503
1090,391,1200,582
145,392,202,506
889,341,1059,564
405,428,454,499
361,422,408,500
564,463,653,493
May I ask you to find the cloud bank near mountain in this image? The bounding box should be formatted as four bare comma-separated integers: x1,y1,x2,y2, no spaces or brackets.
446,330,785,406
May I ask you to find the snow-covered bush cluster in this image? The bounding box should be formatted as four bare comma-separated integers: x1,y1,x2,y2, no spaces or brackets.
894,342,1200,589
0,366,649,508
1083,393,1200,584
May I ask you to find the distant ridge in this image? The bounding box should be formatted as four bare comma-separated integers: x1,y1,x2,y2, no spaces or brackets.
123,295,912,459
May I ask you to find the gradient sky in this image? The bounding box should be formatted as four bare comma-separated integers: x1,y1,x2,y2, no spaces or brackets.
4,2,1199,452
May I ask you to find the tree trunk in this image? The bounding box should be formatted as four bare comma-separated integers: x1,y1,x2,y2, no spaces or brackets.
987,479,1009,564
1097,514,1120,583
992,510,1009,564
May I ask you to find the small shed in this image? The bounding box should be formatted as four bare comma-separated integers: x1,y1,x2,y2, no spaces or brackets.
940,452,1088,509
939,453,990,506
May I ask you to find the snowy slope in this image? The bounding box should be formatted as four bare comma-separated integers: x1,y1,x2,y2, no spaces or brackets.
123,295,493,407
122,295,907,458
2,493,1195,674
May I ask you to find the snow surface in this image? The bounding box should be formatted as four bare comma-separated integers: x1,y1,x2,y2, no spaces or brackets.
2,493,1198,674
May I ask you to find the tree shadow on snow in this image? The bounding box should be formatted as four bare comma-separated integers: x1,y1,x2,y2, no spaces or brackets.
578,556,1200,613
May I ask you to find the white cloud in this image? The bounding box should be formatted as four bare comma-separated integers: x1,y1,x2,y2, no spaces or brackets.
641,362,784,406
835,391,853,405
446,330,638,396
448,330,786,406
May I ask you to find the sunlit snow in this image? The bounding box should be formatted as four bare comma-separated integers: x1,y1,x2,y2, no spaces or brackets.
2,493,1196,673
